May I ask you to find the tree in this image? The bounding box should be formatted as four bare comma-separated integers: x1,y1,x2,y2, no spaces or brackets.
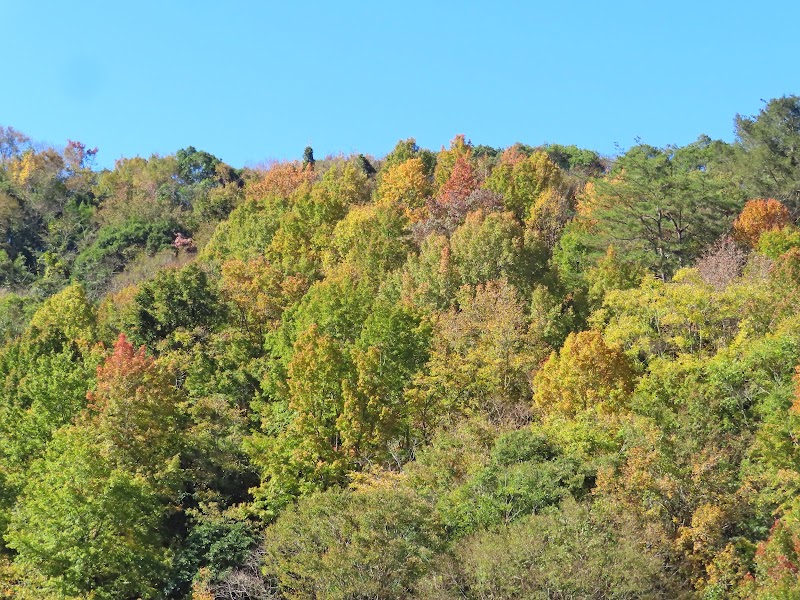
72,217,179,295
736,516,800,598
0,347,101,483
245,160,315,202
5,425,170,599
124,263,220,349
0,126,32,164
262,487,444,600
357,153,376,176
0,284,100,533
526,187,573,248
695,235,747,289
382,138,421,169
399,234,460,313
247,325,353,517
0,291,34,346
302,146,315,169
290,265,375,345
433,134,472,193
324,202,413,280
528,283,580,350
595,270,749,360
6,334,183,597
284,326,351,474
757,225,800,258
484,150,565,221
585,245,647,306
24,283,97,352
377,157,432,213
201,195,287,262
735,95,800,213
422,500,670,599
339,301,431,463
533,329,635,418
381,138,436,176
266,163,367,278
220,256,309,338
732,198,792,247
577,141,741,280
176,146,222,185
86,333,184,481
545,143,605,177
412,188,504,241
93,154,180,227
449,209,546,296
407,280,541,431
436,428,589,536
439,156,479,201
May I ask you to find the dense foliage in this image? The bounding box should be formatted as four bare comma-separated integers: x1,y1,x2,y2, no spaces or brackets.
3,97,800,598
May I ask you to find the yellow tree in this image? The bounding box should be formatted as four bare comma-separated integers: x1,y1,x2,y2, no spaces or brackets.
533,329,635,417
377,157,431,214
407,279,541,432
220,256,309,337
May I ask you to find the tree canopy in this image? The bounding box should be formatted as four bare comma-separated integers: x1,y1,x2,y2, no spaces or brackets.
3,98,800,599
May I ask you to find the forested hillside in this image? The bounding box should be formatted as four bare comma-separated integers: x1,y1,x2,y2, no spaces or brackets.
3,97,800,599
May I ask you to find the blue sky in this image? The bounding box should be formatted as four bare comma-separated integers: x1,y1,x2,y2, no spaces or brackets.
2,1,798,169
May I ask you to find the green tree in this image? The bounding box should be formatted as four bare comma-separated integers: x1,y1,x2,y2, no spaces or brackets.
593,269,753,360
267,164,366,278
485,150,565,221
757,225,800,258
324,202,413,280
407,280,540,432
302,146,315,169
176,146,222,185
0,285,99,487
735,96,800,212
450,209,546,296
5,425,170,600
436,428,589,537
339,301,431,463
72,217,179,294
247,324,353,518
124,263,220,349
201,195,287,262
399,234,460,313
579,141,741,280
262,486,444,600
289,265,375,346
421,500,670,599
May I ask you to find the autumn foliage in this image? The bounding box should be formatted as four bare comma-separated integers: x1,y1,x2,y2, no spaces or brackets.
86,333,181,476
439,156,479,201
533,330,635,417
732,198,792,247
7,97,800,599
377,157,431,212
245,160,316,201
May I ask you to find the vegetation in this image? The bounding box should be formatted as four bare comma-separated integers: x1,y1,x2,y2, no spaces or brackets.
2,97,800,598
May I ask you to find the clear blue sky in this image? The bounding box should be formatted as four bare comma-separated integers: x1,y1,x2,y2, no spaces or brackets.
2,0,798,169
